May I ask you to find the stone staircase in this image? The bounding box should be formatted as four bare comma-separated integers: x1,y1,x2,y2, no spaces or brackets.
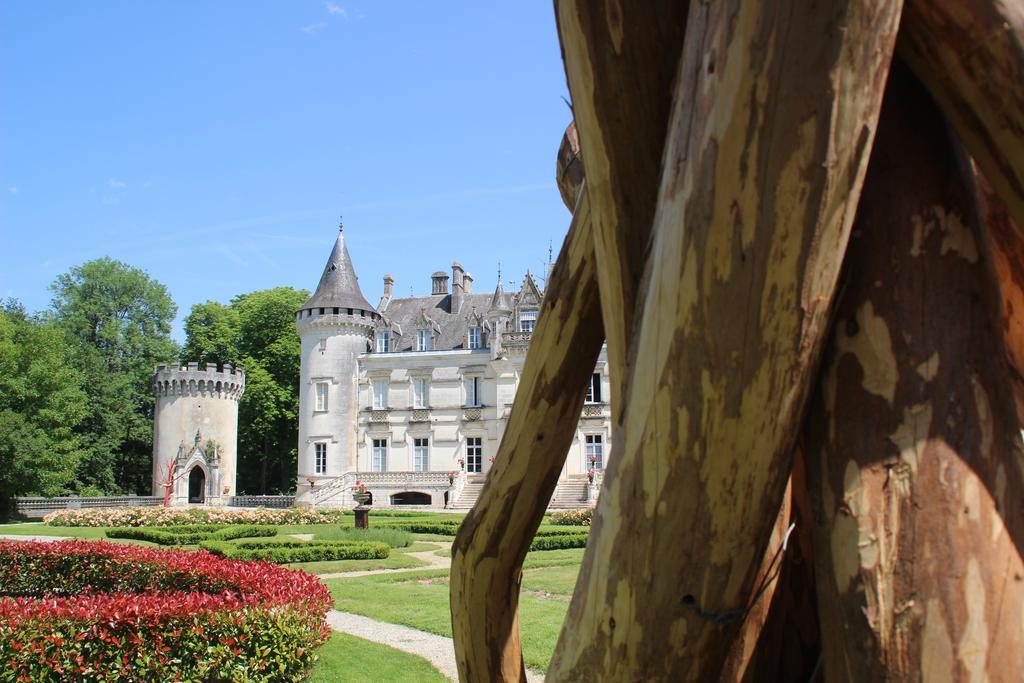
548,477,590,509
449,475,592,511
449,476,486,510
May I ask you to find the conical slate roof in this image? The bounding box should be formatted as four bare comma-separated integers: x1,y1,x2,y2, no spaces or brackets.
302,229,376,313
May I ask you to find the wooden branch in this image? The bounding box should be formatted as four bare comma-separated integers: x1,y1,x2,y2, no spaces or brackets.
555,0,689,416
548,1,902,679
805,61,1024,680
449,186,604,682
899,0,1024,230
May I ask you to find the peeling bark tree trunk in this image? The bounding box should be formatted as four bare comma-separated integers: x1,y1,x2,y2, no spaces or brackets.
805,62,1024,681
449,188,604,682
899,0,1024,230
723,449,821,682
976,172,1024,426
555,0,689,417
556,121,584,212
547,2,901,679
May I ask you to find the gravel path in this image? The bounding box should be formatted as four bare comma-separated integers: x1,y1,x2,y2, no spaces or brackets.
0,534,69,542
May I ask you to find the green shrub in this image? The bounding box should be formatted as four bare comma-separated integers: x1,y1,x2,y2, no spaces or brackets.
201,539,390,563
549,508,593,526
380,521,462,536
529,532,589,551
105,524,278,546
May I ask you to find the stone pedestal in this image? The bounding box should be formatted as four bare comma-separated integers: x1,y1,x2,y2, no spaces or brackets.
354,506,370,529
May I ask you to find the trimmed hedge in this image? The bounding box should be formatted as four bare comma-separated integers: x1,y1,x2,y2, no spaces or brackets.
529,532,590,551
105,524,278,546
381,521,462,535
201,539,390,563
0,540,330,682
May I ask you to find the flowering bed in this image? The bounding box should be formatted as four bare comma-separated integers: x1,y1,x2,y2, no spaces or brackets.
0,540,331,682
549,508,593,526
44,506,348,528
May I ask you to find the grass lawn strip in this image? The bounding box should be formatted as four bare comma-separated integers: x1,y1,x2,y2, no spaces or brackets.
324,565,568,673
305,631,447,683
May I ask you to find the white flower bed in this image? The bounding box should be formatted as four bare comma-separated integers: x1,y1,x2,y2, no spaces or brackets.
44,506,347,527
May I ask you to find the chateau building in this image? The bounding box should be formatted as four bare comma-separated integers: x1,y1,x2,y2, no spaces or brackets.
295,226,610,509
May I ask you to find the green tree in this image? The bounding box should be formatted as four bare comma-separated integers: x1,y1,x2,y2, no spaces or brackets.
182,286,307,494
0,301,88,511
50,258,178,494
182,301,238,366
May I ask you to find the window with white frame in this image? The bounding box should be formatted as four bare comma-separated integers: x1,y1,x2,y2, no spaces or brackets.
315,381,329,412
468,326,481,349
585,434,604,470
413,378,429,409
372,379,389,409
519,309,538,333
585,373,602,404
464,376,482,407
416,329,430,351
314,442,327,475
372,439,388,472
375,331,390,353
466,437,482,473
413,437,429,472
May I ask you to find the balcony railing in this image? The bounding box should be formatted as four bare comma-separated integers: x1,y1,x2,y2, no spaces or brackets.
368,409,390,423
462,407,483,421
409,409,431,423
581,403,609,418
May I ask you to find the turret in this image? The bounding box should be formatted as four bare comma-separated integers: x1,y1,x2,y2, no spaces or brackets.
296,222,379,505
152,362,245,505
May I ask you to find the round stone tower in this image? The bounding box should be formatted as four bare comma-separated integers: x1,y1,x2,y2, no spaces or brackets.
152,362,245,505
296,223,379,505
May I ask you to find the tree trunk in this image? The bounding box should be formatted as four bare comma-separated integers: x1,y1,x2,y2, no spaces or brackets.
548,1,901,679
898,0,1024,231
555,0,689,424
723,449,821,682
804,62,1024,681
449,187,604,682
976,171,1024,426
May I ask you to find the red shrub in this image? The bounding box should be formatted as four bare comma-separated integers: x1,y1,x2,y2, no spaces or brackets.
0,540,331,682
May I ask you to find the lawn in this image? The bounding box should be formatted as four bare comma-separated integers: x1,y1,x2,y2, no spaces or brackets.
305,632,446,682
324,548,583,672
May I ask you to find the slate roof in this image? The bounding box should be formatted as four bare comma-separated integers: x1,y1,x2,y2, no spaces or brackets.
380,291,513,352
302,230,376,314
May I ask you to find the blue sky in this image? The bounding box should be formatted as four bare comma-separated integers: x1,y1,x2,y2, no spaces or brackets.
0,1,573,340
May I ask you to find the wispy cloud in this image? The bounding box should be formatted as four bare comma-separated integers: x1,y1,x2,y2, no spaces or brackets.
101,196,120,206
302,22,326,33
324,1,346,16
7,187,17,194
108,178,127,189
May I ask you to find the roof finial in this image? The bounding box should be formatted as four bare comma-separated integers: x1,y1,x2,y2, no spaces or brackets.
548,240,553,265
338,215,344,233
497,260,502,283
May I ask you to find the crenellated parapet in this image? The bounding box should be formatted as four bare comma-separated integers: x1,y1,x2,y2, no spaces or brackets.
152,362,246,400
295,307,379,335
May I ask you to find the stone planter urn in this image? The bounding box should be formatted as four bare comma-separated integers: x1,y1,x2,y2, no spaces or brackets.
353,492,371,506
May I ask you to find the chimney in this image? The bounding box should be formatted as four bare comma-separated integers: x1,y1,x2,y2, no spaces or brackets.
379,274,395,312
463,271,473,294
431,271,449,295
451,261,465,313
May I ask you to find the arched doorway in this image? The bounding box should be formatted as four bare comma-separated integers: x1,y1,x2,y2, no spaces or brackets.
188,466,206,503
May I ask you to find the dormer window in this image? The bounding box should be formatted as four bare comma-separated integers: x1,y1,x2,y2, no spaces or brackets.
519,309,537,333
468,326,481,350
376,331,390,353
416,329,431,351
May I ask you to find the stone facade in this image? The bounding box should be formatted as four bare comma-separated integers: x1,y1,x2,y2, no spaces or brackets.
151,363,245,505
296,226,611,510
